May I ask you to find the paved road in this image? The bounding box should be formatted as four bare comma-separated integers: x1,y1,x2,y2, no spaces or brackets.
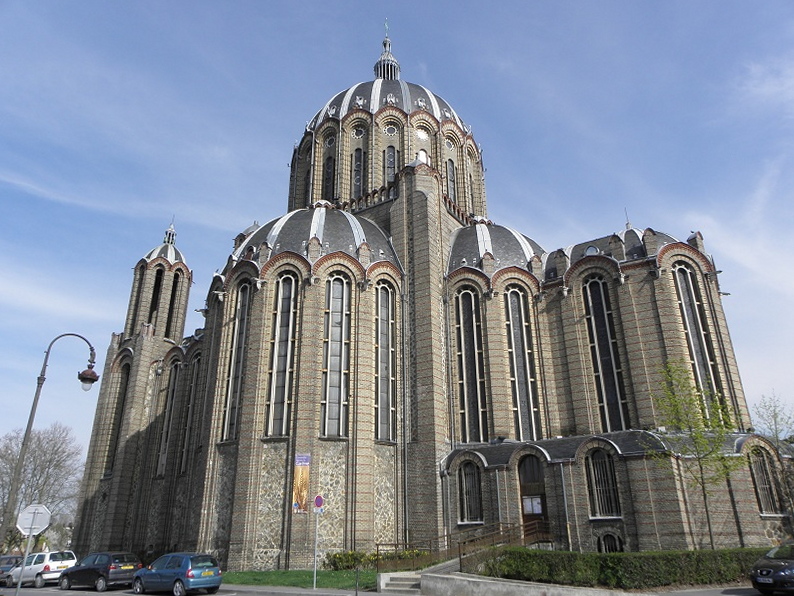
0,585,361,596
0,580,761,596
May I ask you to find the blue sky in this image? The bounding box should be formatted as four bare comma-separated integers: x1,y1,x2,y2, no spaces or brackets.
1,1,792,454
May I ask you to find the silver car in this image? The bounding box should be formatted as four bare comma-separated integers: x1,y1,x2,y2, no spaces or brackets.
5,551,77,588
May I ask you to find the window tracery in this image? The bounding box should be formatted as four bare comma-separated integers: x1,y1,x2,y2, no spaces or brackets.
582,275,628,432
266,272,299,437
455,286,488,443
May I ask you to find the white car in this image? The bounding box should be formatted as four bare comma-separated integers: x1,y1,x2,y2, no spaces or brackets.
4,551,76,588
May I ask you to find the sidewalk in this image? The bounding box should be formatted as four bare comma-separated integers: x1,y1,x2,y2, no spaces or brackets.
223,582,368,595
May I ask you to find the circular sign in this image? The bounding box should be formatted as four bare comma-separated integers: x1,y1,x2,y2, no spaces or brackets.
16,503,51,536
314,495,324,508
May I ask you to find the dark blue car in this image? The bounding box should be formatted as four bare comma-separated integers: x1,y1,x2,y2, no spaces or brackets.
132,553,221,596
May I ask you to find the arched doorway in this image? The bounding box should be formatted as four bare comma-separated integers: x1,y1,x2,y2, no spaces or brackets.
518,455,546,538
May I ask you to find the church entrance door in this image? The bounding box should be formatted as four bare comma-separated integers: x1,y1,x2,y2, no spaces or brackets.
518,455,546,539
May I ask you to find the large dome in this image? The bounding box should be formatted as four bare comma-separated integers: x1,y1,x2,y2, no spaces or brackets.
288,35,486,218
448,220,545,275
307,37,467,132
230,200,400,269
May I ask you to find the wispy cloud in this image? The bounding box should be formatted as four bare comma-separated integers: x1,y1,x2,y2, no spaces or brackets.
737,53,794,119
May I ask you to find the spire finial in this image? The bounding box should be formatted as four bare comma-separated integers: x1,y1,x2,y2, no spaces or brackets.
624,208,632,230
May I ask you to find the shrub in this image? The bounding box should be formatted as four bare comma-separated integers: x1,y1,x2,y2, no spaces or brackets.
479,546,768,590
322,550,374,570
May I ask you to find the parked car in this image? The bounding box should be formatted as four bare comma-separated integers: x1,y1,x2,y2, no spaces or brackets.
132,553,222,596
59,552,143,592
0,555,22,574
750,541,794,594
4,550,77,588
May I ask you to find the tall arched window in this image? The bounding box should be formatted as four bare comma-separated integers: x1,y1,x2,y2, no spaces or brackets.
583,275,628,432
128,265,146,335
458,461,483,523
322,274,351,437
384,145,399,198
179,354,201,473
266,273,298,437
446,159,457,202
303,169,311,206
351,148,365,199
148,267,164,326
105,362,130,476
223,282,251,441
505,286,541,440
375,281,397,441
157,362,180,476
455,287,488,443
749,448,782,514
164,271,181,340
585,448,621,518
672,262,723,416
322,156,335,202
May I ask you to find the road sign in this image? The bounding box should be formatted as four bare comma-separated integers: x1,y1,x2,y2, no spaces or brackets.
16,503,51,536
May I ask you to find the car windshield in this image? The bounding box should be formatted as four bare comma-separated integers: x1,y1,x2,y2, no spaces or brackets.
767,544,794,560
190,556,218,569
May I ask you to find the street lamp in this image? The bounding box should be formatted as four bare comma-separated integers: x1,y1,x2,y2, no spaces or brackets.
0,333,100,549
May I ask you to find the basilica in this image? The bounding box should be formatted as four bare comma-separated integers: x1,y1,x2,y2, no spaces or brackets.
74,36,792,570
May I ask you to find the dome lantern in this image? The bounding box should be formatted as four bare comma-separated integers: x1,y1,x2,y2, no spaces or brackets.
374,35,400,80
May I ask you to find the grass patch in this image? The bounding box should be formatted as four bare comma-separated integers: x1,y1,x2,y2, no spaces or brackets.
223,569,377,591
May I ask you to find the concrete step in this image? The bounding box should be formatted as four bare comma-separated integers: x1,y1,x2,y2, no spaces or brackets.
381,572,421,594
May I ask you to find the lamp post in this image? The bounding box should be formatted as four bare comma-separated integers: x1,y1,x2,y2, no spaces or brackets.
0,333,100,549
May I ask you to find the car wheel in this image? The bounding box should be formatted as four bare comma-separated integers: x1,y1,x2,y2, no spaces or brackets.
60,576,71,590
133,578,146,594
172,579,186,596
95,575,107,592
5,576,14,588
206,587,219,594
34,574,45,588
756,590,774,596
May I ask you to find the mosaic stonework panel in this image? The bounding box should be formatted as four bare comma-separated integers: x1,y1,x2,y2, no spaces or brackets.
374,446,397,543
317,442,348,552
213,453,238,562
255,443,288,568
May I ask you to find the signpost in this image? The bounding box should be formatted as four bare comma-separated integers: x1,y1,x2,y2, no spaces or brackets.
14,504,52,596
16,503,51,536
313,495,324,590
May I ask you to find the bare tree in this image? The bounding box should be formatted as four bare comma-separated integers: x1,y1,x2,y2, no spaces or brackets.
0,423,83,551
752,391,794,448
653,362,745,549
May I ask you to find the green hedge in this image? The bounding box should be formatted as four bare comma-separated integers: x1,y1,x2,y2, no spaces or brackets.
480,547,767,590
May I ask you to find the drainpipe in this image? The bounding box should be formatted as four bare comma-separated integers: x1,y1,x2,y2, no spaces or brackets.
559,462,572,550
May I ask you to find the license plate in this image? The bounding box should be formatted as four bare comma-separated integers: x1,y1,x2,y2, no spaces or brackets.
758,578,773,584
57,566,68,569
201,571,214,577
121,566,133,570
